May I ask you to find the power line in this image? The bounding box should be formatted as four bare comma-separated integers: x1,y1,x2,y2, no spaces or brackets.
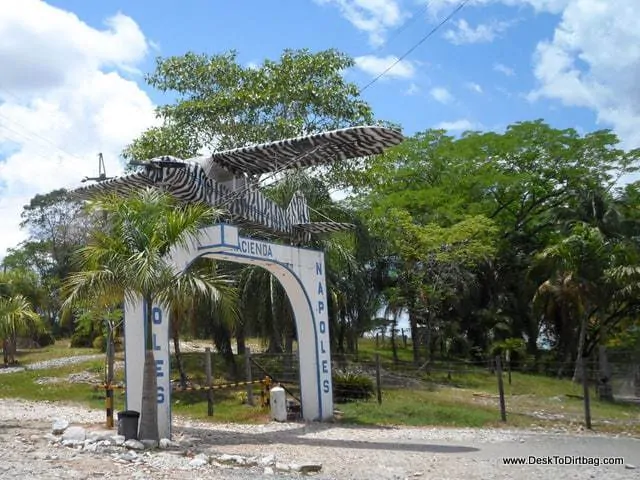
369,1,433,54
359,0,470,94
0,86,95,163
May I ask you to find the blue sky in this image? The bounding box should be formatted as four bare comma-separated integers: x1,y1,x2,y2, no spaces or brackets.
0,1,638,258
42,0,601,139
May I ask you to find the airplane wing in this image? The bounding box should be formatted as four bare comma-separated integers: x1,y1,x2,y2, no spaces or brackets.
207,125,403,176
293,222,356,234
69,170,157,200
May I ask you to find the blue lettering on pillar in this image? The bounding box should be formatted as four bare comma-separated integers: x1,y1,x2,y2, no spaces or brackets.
320,340,326,354
322,360,328,373
319,320,326,334
322,380,330,393
152,333,161,351
318,301,325,314
317,282,324,295
152,307,162,325
315,262,322,275
157,386,165,404
156,359,164,377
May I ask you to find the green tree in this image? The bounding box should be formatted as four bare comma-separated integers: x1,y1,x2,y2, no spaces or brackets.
0,294,43,365
62,188,224,441
352,121,640,364
123,48,374,168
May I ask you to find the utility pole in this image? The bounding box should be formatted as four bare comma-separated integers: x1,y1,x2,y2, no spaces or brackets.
81,153,116,428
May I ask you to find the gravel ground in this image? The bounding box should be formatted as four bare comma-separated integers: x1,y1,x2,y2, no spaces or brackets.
0,354,103,374
0,398,638,479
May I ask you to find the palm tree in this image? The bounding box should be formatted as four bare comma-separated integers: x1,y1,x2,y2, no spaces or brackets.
165,258,238,388
0,294,43,365
532,222,612,382
62,187,224,441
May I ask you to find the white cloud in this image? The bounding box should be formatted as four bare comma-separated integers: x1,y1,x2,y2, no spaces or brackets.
313,0,406,46
428,0,640,150
435,119,481,131
443,18,514,45
430,87,454,104
427,0,569,16
354,55,416,79
527,0,640,149
404,83,421,95
493,63,515,76
0,1,157,258
466,82,483,93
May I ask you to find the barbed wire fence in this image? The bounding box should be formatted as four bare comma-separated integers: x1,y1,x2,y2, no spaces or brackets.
156,345,640,429
248,349,640,428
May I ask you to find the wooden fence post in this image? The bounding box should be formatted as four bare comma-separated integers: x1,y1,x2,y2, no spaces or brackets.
245,347,254,406
375,354,382,405
495,356,507,421
105,330,115,428
582,355,592,429
205,348,213,416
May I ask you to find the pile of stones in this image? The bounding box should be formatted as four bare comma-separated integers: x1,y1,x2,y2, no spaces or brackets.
48,418,322,475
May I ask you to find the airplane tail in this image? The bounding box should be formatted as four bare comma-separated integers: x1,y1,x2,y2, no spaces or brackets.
287,190,355,241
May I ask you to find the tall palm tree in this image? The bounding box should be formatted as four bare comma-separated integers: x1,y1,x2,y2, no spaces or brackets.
532,222,612,381
0,294,43,365
62,188,224,441
165,258,238,387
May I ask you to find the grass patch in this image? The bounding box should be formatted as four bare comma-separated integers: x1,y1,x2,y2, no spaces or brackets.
171,389,269,423
12,339,101,365
337,389,499,427
0,360,119,409
1,337,639,435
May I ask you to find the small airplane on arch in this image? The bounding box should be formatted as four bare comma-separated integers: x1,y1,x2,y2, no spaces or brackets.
73,125,404,242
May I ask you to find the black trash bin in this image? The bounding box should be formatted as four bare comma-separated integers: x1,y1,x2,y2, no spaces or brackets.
117,410,139,440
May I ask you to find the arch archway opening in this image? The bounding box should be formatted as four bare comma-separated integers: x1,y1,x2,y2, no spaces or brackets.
123,224,333,439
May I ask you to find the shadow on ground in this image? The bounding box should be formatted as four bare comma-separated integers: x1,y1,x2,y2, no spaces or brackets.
178,422,480,454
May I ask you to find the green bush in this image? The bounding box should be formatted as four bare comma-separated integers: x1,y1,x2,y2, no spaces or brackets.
92,335,106,352
35,331,56,347
332,369,375,403
70,331,93,348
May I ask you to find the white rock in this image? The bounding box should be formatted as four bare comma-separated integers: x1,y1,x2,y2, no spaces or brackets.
259,454,276,466
29,434,40,442
158,438,177,449
117,451,138,462
275,462,290,471
189,457,208,468
124,439,145,450
86,430,112,442
84,443,98,453
218,453,246,465
263,466,274,475
111,435,125,446
141,439,158,449
52,419,69,435
44,433,59,443
62,426,86,443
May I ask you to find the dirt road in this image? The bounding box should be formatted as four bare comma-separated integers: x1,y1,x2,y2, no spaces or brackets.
0,398,638,479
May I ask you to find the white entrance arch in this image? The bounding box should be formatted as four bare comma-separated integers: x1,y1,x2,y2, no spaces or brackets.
123,224,333,439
